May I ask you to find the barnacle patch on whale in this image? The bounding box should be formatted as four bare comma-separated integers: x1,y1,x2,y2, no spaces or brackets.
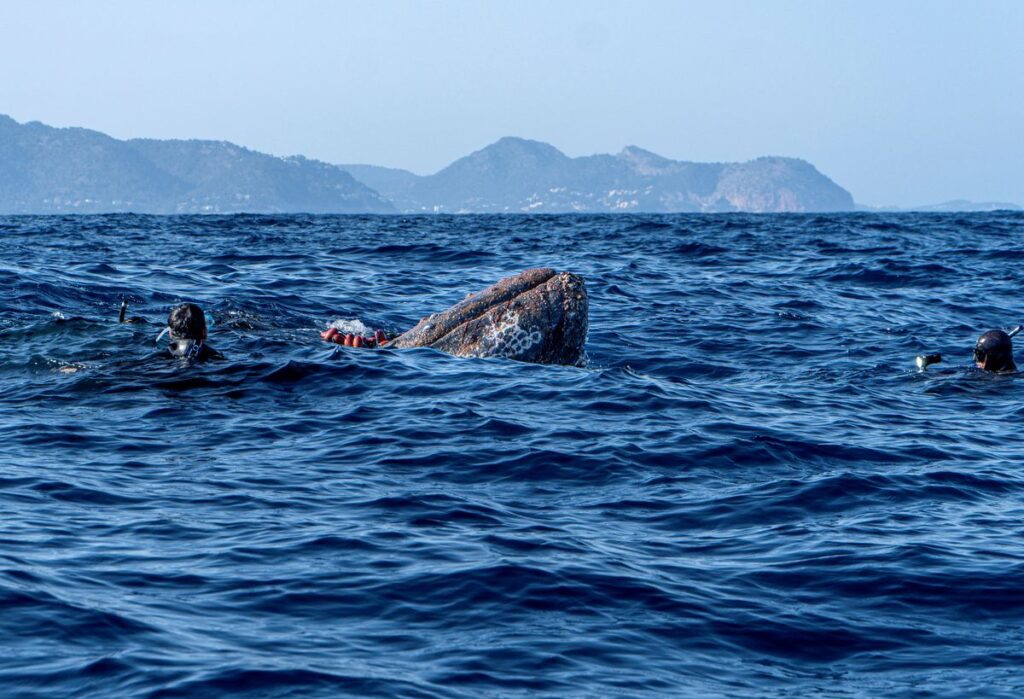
388,268,588,366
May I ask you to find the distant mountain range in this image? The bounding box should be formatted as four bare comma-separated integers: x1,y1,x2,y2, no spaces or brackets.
3,114,1011,215
862,200,1022,213
0,115,393,214
342,137,855,213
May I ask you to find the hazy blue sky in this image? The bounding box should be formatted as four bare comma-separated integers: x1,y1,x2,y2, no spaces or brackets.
1,1,1021,206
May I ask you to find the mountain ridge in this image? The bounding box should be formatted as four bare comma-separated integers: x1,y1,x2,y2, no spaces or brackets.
0,115,394,214
860,199,1022,213
341,136,855,213
0,115,862,214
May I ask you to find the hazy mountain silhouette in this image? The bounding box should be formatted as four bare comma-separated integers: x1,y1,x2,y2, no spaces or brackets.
0,115,858,214
0,115,394,214
342,137,855,213
861,199,1022,213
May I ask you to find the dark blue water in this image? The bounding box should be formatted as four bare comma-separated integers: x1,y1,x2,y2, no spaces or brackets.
1,213,1023,698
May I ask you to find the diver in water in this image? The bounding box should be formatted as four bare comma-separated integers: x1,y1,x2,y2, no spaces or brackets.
321,327,390,348
974,329,1017,373
159,303,223,361
917,326,1020,373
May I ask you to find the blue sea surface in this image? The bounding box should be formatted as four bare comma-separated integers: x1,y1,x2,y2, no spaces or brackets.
1,212,1023,698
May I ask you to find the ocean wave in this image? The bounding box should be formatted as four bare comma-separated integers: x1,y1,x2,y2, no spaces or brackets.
1,212,1023,697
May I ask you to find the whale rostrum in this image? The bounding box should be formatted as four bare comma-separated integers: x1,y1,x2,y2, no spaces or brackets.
388,268,589,366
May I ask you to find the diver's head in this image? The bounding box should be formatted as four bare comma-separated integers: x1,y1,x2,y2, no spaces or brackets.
974,330,1016,372
168,303,208,342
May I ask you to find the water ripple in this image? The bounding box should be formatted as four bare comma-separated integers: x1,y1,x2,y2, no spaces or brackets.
0,212,1022,697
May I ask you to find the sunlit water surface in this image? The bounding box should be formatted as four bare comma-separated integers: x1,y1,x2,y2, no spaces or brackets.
1,213,1023,698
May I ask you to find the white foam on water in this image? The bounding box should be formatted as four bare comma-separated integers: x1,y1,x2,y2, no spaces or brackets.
327,318,371,336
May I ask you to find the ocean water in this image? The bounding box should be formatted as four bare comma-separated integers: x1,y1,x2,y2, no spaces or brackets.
1,212,1023,698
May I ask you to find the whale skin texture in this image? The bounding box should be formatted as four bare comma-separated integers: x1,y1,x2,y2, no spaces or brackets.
388,268,588,366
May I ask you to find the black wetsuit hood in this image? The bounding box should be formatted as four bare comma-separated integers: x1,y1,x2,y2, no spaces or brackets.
975,330,1016,372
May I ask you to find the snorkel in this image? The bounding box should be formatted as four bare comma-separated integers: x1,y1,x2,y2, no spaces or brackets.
155,312,215,345
119,299,147,324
